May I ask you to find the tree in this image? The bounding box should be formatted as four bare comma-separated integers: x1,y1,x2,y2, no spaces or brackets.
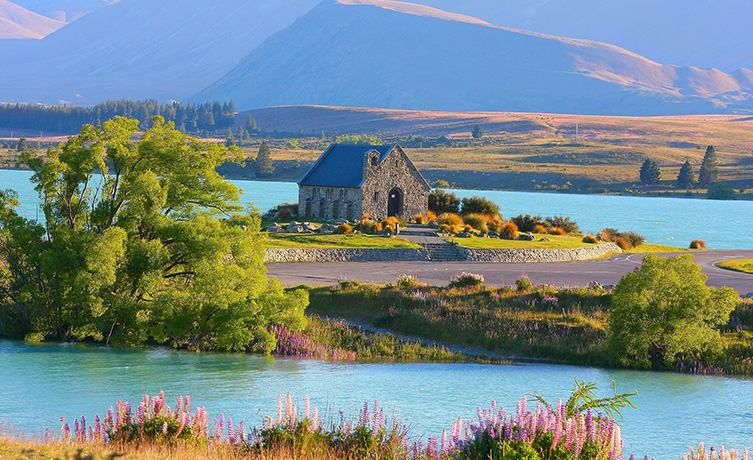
246,116,260,133
698,145,719,187
639,158,661,184
707,182,736,200
255,141,274,177
225,126,236,147
471,124,484,139
460,196,500,216
677,159,695,189
0,117,307,351
608,254,738,370
428,189,460,215
16,137,28,152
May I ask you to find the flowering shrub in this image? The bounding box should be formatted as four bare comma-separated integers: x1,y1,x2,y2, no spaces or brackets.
542,296,559,307
396,274,420,289
516,275,533,292
450,272,485,289
682,443,749,460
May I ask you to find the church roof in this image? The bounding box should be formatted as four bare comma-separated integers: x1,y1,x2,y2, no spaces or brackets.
298,143,397,188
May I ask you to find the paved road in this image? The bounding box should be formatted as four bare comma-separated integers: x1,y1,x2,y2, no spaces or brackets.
267,250,753,294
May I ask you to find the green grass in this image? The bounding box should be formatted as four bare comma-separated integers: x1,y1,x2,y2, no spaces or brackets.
265,233,420,249
451,233,593,249
623,243,690,253
717,259,753,274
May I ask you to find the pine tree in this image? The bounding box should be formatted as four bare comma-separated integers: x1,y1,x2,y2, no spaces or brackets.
246,115,260,133
225,127,236,147
472,124,484,139
16,136,28,152
677,159,695,189
255,141,274,177
698,145,719,187
639,158,661,184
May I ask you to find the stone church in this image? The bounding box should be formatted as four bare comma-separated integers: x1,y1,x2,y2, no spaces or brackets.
297,143,431,221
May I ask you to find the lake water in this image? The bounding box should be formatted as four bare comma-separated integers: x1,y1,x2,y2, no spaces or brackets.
1,340,752,460
1,168,752,249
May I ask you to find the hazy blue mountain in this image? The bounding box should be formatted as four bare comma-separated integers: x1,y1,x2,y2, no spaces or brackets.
0,0,320,104
9,0,118,22
191,0,753,115
0,0,65,38
410,0,753,72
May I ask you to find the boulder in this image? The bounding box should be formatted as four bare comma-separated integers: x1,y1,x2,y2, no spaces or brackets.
538,238,550,242
518,232,535,241
317,223,337,234
429,221,440,228
285,221,305,233
332,219,348,225
302,222,318,233
266,223,285,233
457,232,472,238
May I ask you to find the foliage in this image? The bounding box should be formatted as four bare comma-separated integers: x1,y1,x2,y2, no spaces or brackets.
639,158,661,184
707,182,736,200
598,228,645,249
460,196,500,216
449,272,485,289
16,136,28,152
428,189,460,214
545,215,580,234
582,234,598,244
690,239,707,250
698,145,719,187
529,379,637,419
265,202,298,220
548,226,567,236
462,213,489,233
511,214,546,232
334,134,383,145
471,124,484,139
438,212,464,227
608,255,739,369
254,141,274,177
0,117,307,351
716,259,753,274
677,159,695,188
515,276,533,292
533,224,547,234
335,223,353,234
395,274,420,289
499,221,519,240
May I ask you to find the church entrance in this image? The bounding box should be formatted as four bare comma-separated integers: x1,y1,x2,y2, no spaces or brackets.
387,188,402,217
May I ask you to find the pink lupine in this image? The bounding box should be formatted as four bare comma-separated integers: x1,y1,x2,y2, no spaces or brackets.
162,421,168,435
45,428,50,444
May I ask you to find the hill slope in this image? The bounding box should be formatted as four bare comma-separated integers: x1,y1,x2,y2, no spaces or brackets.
0,0,65,38
410,0,753,73
9,0,118,22
0,0,319,104
192,0,753,115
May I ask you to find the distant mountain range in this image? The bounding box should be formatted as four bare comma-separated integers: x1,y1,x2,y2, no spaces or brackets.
1,0,752,116
10,0,117,22
0,0,65,38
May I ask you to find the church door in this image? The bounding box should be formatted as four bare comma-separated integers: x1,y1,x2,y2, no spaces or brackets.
387,188,402,217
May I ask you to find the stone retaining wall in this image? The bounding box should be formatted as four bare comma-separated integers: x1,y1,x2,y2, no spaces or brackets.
458,243,621,263
265,243,620,263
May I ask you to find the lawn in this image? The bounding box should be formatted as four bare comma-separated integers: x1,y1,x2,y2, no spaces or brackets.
623,243,690,253
450,233,592,249
717,259,753,274
265,233,421,249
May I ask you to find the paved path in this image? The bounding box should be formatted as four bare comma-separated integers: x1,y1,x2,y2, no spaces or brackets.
267,250,753,294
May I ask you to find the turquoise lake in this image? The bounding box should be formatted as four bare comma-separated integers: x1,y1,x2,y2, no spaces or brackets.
2,169,751,249
1,340,752,460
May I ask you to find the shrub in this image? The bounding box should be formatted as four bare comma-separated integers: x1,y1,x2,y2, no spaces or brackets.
460,196,500,216
355,219,375,234
438,223,451,233
548,226,567,236
613,237,631,250
381,217,399,232
582,234,598,244
426,210,438,223
384,225,394,235
499,221,519,240
373,222,383,233
463,213,489,233
621,231,646,248
516,275,533,291
336,223,353,234
429,189,460,214
690,239,707,250
450,225,463,235
414,214,427,224
511,214,545,232
395,274,419,289
532,224,547,234
449,272,485,288
438,212,464,227
707,182,737,200
545,215,580,234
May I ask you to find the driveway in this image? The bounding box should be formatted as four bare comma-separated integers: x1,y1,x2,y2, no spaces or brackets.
267,250,753,294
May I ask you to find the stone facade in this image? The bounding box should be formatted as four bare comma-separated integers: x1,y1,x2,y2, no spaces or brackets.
298,144,430,221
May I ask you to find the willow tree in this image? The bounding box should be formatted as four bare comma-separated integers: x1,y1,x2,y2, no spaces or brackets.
0,116,307,351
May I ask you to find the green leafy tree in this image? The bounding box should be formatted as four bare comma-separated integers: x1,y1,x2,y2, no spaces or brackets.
707,182,736,200
677,159,695,188
698,145,719,187
639,158,661,184
460,196,500,216
16,137,28,152
0,117,307,351
471,124,484,139
255,141,274,177
428,189,460,215
608,254,738,370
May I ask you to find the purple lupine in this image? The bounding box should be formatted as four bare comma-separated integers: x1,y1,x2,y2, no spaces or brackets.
45,428,50,444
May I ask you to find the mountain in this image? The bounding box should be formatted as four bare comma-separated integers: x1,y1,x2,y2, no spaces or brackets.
0,0,320,104
0,0,65,38
191,0,753,116
9,0,119,22
410,0,753,73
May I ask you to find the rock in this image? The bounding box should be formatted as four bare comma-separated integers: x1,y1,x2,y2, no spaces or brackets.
538,238,550,242
285,221,305,233
457,232,472,238
332,219,347,225
745,292,753,299
518,233,535,241
303,222,318,233
429,221,439,228
317,223,337,234
488,230,498,237
266,223,284,233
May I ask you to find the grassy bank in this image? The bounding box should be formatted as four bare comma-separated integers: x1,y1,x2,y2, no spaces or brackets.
265,233,420,249
717,259,753,275
306,281,753,374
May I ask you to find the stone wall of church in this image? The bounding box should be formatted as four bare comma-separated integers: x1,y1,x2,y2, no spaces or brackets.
298,186,363,221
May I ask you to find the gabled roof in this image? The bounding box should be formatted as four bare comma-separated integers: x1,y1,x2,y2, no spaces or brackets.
298,143,397,188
